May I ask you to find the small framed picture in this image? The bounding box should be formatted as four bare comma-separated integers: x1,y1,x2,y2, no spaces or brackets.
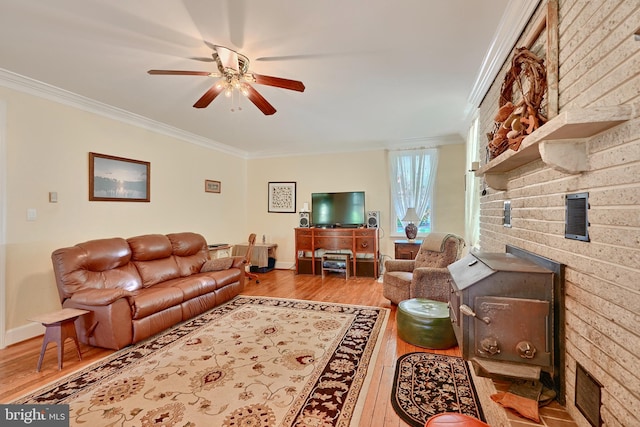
89,152,150,202
205,180,221,193
268,182,296,213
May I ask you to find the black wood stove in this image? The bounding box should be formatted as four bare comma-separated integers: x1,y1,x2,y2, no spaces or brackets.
448,245,564,401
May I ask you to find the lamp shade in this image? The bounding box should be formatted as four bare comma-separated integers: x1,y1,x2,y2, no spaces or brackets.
402,207,420,223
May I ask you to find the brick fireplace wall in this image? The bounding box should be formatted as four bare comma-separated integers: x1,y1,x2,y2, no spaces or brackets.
476,1,639,426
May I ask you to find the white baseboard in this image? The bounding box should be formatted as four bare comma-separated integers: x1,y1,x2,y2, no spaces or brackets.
275,261,295,270
4,322,44,347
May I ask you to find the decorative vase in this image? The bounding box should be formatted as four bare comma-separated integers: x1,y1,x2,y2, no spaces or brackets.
405,222,418,240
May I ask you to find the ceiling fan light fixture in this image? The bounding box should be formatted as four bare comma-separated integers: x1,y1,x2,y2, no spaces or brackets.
214,78,227,90
148,45,302,115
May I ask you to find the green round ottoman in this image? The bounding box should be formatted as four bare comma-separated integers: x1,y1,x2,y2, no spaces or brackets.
397,298,457,349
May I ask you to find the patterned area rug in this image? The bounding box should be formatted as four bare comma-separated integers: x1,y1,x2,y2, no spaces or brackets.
391,352,485,427
15,297,389,427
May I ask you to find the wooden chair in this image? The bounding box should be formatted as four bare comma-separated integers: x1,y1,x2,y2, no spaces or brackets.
243,233,259,284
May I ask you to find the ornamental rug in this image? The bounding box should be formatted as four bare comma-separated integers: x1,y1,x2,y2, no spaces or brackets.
15,297,389,427
390,352,485,427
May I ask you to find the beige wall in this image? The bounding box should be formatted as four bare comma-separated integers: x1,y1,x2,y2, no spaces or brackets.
434,144,466,237
246,150,390,267
246,144,466,269
476,1,639,425
1,87,247,342
1,82,467,346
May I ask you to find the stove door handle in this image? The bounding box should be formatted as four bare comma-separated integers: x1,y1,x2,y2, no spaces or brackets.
459,304,491,325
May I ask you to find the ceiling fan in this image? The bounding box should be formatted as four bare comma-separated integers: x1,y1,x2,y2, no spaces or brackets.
148,45,305,115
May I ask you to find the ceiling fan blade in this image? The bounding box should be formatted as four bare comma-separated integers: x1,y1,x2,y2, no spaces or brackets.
244,85,276,115
252,73,305,92
204,41,218,51
148,70,213,76
189,56,215,63
193,85,224,108
255,53,335,62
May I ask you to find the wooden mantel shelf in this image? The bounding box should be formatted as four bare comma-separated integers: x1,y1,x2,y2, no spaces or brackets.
476,103,639,190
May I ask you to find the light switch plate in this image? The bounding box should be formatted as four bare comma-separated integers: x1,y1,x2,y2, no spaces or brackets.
27,208,37,221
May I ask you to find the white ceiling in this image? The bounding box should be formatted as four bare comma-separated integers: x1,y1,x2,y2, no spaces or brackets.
0,0,517,158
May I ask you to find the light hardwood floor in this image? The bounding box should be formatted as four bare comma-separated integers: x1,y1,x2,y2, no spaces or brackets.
0,270,578,426
1,269,456,426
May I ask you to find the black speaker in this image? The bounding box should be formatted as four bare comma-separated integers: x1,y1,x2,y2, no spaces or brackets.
299,211,311,228
366,211,380,228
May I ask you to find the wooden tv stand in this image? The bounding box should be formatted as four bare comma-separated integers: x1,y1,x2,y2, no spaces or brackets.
295,227,379,278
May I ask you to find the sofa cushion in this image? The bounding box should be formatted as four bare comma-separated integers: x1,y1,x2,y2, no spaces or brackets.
128,234,181,287
128,287,184,320
202,268,243,289
168,232,209,276
128,234,173,261
134,257,181,288
201,257,234,272
52,238,143,301
155,275,217,300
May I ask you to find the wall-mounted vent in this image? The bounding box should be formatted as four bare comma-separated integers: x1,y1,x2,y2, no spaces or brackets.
575,363,602,427
503,200,512,227
565,193,589,241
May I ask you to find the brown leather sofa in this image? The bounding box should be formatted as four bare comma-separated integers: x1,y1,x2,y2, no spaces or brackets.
51,232,245,350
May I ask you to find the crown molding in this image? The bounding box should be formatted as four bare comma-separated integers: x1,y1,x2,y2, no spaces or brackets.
385,134,464,150
465,0,542,118
246,134,465,160
0,68,249,159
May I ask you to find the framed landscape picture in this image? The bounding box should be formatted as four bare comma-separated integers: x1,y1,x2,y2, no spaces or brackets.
268,182,296,213
205,180,221,193
89,152,150,202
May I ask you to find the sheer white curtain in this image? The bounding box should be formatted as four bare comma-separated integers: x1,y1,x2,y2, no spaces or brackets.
388,148,438,232
465,115,481,249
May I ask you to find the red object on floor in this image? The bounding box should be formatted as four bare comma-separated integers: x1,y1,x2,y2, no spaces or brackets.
425,413,490,427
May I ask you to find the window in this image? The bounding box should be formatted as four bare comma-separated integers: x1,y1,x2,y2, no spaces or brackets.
388,149,438,235
465,115,481,248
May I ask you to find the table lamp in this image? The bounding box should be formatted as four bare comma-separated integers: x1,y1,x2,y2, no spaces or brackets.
402,208,420,241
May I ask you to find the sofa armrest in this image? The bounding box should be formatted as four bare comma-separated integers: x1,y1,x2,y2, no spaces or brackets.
70,288,131,306
231,256,246,269
385,259,415,273
410,267,453,303
63,298,133,350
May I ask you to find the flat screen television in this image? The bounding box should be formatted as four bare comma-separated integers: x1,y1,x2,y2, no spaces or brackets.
311,191,365,228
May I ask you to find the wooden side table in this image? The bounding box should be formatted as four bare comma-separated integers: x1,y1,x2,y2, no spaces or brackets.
394,239,423,260
28,308,90,371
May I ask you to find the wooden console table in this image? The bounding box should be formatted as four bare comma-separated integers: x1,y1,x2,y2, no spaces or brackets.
394,240,423,260
295,228,379,278
29,308,90,371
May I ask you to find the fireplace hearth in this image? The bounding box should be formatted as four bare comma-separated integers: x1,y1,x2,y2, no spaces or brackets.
448,245,565,403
